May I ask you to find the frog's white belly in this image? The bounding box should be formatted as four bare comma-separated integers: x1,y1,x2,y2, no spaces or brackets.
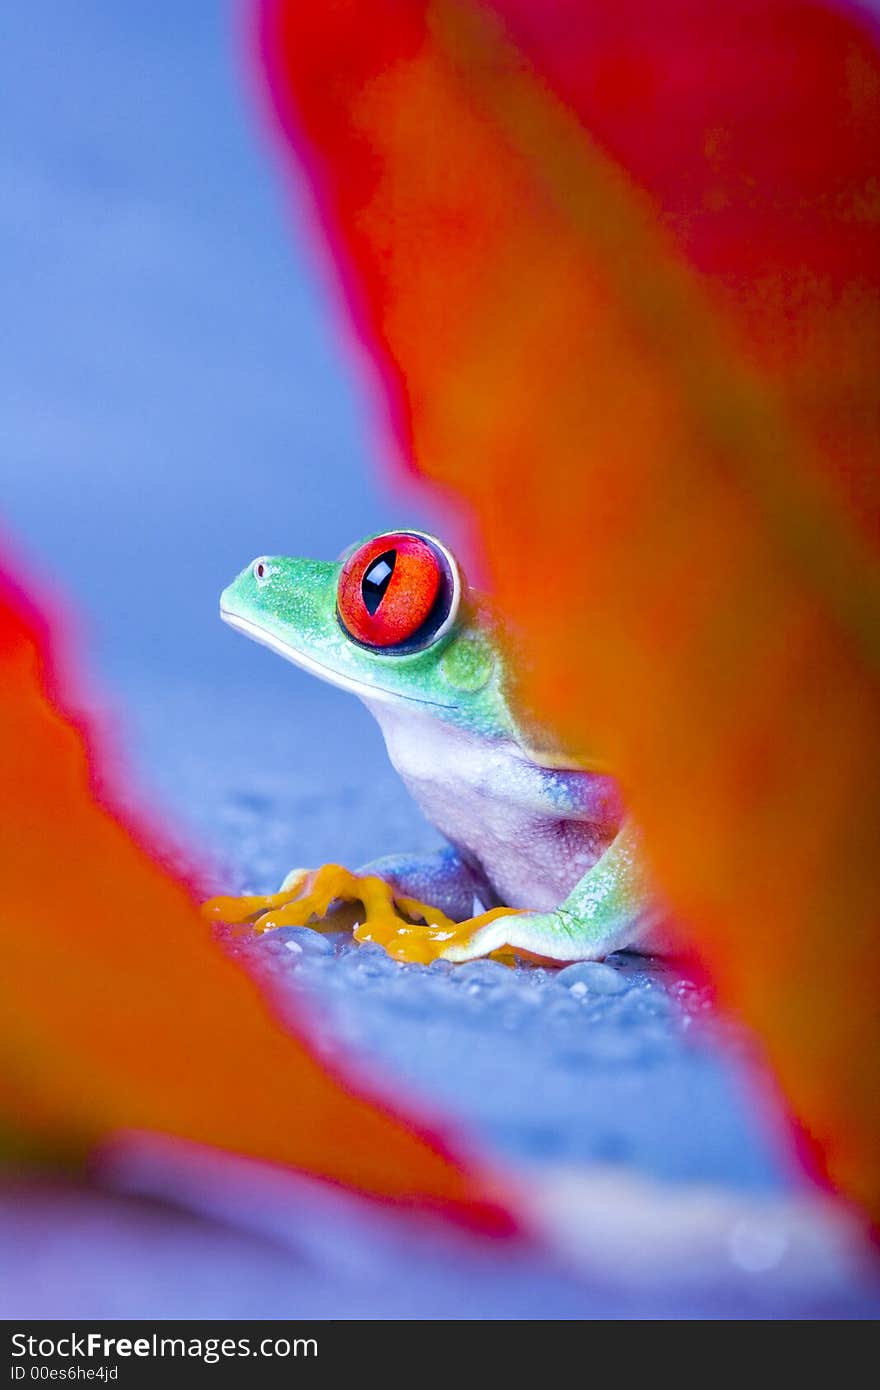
366,703,618,912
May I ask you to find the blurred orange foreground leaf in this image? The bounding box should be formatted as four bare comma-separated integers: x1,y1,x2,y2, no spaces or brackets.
0,570,511,1233
260,0,880,1220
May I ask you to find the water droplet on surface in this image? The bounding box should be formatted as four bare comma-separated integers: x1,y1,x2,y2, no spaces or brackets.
556,961,629,994
269,926,334,958
728,1219,789,1274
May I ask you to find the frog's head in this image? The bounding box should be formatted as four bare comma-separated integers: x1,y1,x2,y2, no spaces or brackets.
220,531,515,738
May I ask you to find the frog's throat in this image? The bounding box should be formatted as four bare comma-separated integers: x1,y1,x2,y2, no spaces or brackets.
220,607,459,710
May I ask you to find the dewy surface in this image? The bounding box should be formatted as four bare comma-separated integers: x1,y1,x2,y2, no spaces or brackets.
79,668,877,1318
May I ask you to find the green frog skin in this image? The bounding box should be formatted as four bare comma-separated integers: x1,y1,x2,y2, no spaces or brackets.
204,530,665,965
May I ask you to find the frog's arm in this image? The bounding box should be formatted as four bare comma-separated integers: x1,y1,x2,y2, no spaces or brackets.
440,819,656,963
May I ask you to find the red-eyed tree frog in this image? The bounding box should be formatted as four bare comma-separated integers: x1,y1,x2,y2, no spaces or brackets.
204,532,666,965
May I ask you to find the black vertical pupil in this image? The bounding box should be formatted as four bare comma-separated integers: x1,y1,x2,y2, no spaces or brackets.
362,549,396,615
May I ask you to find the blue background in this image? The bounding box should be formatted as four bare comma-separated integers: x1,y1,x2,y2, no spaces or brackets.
1,1,443,690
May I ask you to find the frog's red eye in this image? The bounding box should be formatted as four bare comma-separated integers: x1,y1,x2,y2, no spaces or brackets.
337,532,459,650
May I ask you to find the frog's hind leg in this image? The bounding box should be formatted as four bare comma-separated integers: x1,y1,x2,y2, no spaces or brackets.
201,848,496,958
356,846,494,922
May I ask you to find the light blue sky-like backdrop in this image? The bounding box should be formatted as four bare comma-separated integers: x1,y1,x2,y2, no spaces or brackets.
1,2,446,695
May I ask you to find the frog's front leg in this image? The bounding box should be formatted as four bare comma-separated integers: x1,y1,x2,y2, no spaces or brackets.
437,819,659,964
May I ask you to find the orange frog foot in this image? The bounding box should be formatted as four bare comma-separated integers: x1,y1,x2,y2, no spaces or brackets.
202,863,523,965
